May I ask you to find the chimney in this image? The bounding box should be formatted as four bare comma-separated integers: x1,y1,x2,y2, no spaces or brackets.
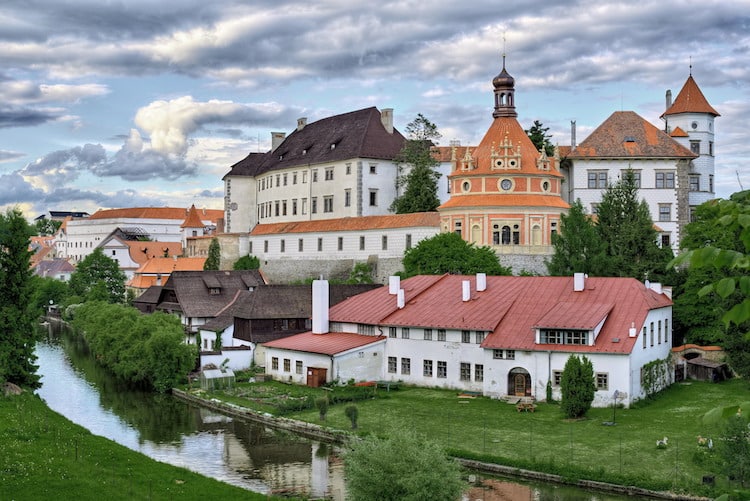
397,289,405,309
571,120,577,148
573,272,586,292
462,280,471,302
649,282,663,295
476,273,487,292
312,280,329,334
665,89,672,110
271,132,286,152
156,274,162,286
297,117,307,131
388,276,400,295
629,322,637,338
381,108,394,134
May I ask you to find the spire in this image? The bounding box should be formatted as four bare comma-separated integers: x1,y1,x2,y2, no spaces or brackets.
662,73,720,118
492,52,517,118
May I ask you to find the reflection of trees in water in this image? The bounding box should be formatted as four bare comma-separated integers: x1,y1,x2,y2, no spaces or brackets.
45,323,199,444
229,419,313,468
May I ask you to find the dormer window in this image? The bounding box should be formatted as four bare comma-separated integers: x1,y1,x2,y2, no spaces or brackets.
539,329,589,345
209,287,221,295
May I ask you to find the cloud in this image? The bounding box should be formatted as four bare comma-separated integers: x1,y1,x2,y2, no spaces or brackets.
0,150,25,163
0,105,63,128
0,171,46,206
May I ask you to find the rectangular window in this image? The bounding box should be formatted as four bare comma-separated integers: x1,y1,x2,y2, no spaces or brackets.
424,328,433,340
337,237,343,251
276,174,280,187
312,197,318,214
302,171,308,183
302,198,307,215
325,167,334,181
283,173,288,186
709,141,714,156
298,239,304,252
271,357,279,370
274,200,280,216
317,237,323,252
588,171,607,188
345,189,351,207
462,330,471,343
539,329,588,345
324,196,333,213
296,360,303,374
312,169,318,182
493,349,503,359
437,329,446,341
460,363,471,381
621,170,641,188
292,199,298,215
658,320,662,344
474,364,484,382
643,326,647,348
283,358,290,372
437,361,447,379
475,331,485,344
665,319,669,344
264,240,269,253
690,141,700,154
293,172,297,184
346,163,352,175
423,360,433,377
709,174,714,193
650,322,654,346
369,164,377,174
553,370,563,387
406,234,412,250
401,327,410,339
505,350,515,360
689,175,700,192
369,190,378,206
661,234,671,248
359,235,365,250
382,235,388,250
280,239,285,253
659,204,671,222
596,372,609,390
388,356,397,373
454,220,462,236
401,358,411,375
389,327,397,338
656,172,675,189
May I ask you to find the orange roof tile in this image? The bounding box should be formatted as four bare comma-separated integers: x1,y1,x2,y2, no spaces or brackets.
251,212,440,236
125,241,183,265
135,256,206,274
431,145,474,163
670,126,689,138
662,75,720,117
263,332,386,355
181,204,206,228
89,206,224,223
672,344,723,353
439,193,569,210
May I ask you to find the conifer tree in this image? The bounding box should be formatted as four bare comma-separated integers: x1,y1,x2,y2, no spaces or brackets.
547,199,606,275
204,237,221,270
560,354,596,418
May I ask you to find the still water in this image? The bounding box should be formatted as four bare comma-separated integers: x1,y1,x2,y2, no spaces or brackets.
35,325,637,500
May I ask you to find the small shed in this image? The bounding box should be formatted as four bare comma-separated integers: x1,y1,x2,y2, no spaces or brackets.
680,357,731,382
200,368,236,391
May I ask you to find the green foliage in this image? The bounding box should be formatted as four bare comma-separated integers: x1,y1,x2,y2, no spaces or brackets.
29,276,70,317
345,404,359,429
203,237,221,270
640,357,671,398
33,218,62,236
401,232,511,277
595,170,674,280
525,119,555,157
69,248,126,303
315,396,329,420
718,413,750,487
343,426,464,501
547,199,606,275
560,355,595,418
724,323,750,379
232,254,260,270
71,302,196,392
346,262,374,284
0,208,40,388
390,114,442,214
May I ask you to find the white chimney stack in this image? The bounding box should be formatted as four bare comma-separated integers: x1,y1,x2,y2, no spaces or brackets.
312,280,329,334
649,282,663,294
462,280,471,302
297,117,307,131
381,108,394,134
271,132,286,151
389,276,400,295
574,272,586,292
476,273,487,292
629,322,637,338
397,289,405,309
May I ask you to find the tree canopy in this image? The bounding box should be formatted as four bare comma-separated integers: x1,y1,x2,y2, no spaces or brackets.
343,426,464,501
204,237,221,270
401,232,511,277
0,208,40,388
233,254,260,270
390,114,442,214
69,248,127,304
525,119,555,157
547,199,606,276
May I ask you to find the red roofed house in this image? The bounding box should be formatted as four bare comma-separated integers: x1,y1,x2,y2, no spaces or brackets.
127,256,207,292
438,56,569,274
263,274,673,407
97,228,184,280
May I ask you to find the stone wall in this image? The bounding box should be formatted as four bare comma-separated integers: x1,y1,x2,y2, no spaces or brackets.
258,256,404,284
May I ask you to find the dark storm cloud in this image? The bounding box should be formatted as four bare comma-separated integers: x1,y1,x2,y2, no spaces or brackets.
95,148,197,181
23,144,106,176
0,106,61,128
0,171,45,205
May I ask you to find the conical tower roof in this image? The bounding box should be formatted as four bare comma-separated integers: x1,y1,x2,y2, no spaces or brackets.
662,75,720,117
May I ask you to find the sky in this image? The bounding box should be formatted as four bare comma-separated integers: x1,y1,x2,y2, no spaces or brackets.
1,1,748,219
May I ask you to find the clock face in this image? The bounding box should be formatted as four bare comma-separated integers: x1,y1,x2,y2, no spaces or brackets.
501,179,512,190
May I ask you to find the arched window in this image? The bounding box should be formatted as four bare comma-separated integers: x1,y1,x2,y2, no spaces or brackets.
502,226,511,245
492,224,500,245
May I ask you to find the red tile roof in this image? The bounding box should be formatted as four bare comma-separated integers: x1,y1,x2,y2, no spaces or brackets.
439,193,570,210
569,111,696,159
124,241,183,265
263,332,386,355
89,207,224,223
662,75,720,117
181,204,206,228
670,126,689,138
329,274,672,355
251,212,440,236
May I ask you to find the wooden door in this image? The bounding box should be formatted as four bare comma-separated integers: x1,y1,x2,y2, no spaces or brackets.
514,373,526,396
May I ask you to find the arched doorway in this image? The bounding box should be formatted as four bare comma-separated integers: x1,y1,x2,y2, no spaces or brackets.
507,367,531,397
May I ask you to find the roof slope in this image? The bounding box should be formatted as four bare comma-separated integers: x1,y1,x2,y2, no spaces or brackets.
662,75,720,117
439,193,570,210
224,107,406,178
88,207,224,223
251,212,440,236
264,332,386,356
329,274,672,355
160,270,266,318
569,111,696,159
181,204,206,228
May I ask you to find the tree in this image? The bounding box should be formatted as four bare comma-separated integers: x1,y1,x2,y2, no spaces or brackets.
560,354,596,419
595,170,674,280
0,208,40,388
525,119,555,157
29,275,70,316
69,248,127,304
233,254,260,270
344,427,464,501
718,413,750,487
401,232,512,278
547,199,606,275
390,114,442,214
346,262,373,284
204,237,221,270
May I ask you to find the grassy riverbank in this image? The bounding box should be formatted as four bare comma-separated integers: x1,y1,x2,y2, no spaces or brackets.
0,392,273,501
190,375,750,498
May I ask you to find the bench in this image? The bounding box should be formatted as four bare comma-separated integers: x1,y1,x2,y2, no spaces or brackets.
516,402,536,412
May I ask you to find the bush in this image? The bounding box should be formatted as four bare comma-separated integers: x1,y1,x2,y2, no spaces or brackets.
345,405,359,429
315,397,329,421
560,355,595,419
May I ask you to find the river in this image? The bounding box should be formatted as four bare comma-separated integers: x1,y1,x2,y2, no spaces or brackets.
35,323,638,500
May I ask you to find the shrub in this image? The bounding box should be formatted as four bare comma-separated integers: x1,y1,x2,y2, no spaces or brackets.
345,405,359,429
315,396,329,421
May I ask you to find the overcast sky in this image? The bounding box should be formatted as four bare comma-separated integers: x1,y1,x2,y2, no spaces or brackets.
1,0,748,218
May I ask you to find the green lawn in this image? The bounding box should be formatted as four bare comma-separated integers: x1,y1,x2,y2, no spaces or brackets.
197,376,750,497
0,392,273,501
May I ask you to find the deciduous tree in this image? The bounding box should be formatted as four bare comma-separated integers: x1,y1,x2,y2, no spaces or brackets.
0,208,40,388
401,232,511,277
233,254,260,270
69,248,126,303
